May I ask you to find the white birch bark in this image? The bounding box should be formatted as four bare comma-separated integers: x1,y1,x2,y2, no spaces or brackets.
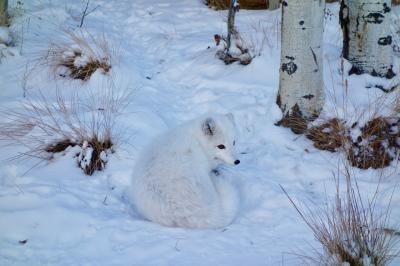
226,0,238,54
0,0,7,26
341,0,394,78
277,0,325,123
269,0,280,10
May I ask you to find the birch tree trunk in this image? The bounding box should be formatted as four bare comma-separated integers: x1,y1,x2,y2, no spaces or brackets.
0,0,7,26
269,0,280,10
340,0,394,78
226,0,238,54
277,0,325,133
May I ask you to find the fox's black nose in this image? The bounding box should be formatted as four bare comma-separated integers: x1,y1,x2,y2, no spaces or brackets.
234,160,240,165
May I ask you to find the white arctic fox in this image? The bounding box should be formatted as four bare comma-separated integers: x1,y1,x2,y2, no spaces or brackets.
127,114,240,229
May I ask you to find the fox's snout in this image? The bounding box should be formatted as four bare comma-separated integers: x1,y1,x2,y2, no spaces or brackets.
224,156,240,165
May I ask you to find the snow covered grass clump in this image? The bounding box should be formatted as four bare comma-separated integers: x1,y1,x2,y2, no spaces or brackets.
214,8,275,65
292,70,400,170
346,117,400,169
215,32,253,65
282,166,399,266
46,30,114,81
0,84,128,175
306,118,345,152
214,20,274,66
306,116,400,169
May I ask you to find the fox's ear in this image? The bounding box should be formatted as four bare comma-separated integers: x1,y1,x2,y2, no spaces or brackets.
202,117,216,136
226,113,234,122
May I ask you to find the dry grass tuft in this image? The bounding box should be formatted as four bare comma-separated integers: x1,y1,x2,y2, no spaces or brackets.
43,136,112,175
45,138,77,153
304,115,400,170
393,90,400,114
281,166,399,266
46,30,114,81
76,136,113,175
0,83,129,175
306,118,346,152
59,49,111,80
275,103,310,134
346,117,399,169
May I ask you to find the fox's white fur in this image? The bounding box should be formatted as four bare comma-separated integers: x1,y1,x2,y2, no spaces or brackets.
127,114,240,228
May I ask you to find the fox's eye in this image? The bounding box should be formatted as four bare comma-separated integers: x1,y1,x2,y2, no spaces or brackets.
217,144,226,149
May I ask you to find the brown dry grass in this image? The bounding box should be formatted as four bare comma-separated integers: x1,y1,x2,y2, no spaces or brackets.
44,136,113,175
305,115,400,170
59,50,111,81
306,118,346,152
394,89,400,114
347,117,398,169
45,30,115,81
281,165,399,266
0,83,129,175
77,137,113,175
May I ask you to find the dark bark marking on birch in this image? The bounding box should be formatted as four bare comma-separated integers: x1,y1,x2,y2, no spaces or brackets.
364,13,384,24
339,0,349,59
378,35,392,46
386,67,395,79
276,94,282,109
349,66,364,75
310,47,319,72
383,3,391,13
281,61,297,75
364,67,395,79
282,1,287,7
303,94,315,100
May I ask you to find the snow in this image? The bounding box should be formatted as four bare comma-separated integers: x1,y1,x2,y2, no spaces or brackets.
73,54,90,68
0,0,399,265
0,26,10,45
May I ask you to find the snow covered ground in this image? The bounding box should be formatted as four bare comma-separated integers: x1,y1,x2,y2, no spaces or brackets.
0,0,399,265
